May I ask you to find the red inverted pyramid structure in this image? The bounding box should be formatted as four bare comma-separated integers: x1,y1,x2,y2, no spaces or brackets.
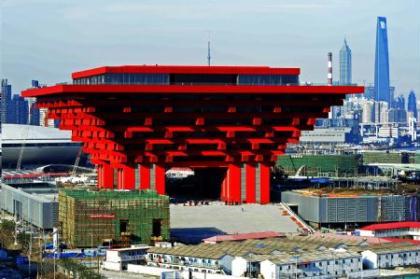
22,65,364,204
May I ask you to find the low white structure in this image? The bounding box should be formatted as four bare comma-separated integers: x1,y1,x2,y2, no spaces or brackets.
102,246,149,271
357,222,420,240
147,249,232,274
362,245,420,269
259,251,362,279
127,264,246,279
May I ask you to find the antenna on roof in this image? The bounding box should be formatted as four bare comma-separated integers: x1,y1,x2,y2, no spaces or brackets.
207,41,211,66
207,31,211,66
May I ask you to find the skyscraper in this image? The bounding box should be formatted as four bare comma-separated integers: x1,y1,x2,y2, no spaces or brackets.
1,79,12,124
395,95,405,110
339,39,352,85
10,94,29,124
374,17,391,104
408,90,418,119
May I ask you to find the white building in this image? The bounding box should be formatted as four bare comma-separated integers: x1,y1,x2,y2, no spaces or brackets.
374,101,389,123
357,222,420,240
299,127,351,144
147,248,232,274
362,245,420,269
102,246,149,271
377,126,399,138
362,99,375,123
259,251,361,279
39,108,55,127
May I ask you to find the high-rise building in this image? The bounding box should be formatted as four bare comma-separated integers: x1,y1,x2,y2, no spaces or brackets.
29,99,40,125
388,108,407,123
408,90,417,119
395,95,405,110
361,99,375,123
374,101,389,123
339,39,352,85
364,85,375,99
1,79,12,124
374,17,391,104
10,95,29,124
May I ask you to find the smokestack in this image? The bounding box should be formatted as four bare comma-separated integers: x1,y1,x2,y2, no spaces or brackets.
327,52,333,85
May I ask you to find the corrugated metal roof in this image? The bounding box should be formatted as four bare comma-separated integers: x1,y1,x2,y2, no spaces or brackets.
360,222,420,231
2,124,72,143
203,231,283,243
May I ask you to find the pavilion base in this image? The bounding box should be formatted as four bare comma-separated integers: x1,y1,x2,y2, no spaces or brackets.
97,163,271,204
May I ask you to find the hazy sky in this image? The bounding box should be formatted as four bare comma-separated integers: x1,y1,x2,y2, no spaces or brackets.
1,0,419,96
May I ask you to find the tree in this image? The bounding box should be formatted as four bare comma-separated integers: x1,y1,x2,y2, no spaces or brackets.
58,259,105,279
0,219,16,248
17,232,31,254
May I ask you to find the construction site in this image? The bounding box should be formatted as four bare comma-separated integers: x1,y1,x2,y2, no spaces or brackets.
58,189,170,248
277,151,420,177
282,187,419,229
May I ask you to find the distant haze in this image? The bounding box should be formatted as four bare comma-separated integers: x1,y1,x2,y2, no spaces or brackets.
1,0,419,95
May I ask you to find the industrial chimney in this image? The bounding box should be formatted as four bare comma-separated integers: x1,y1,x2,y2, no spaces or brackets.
327,52,333,85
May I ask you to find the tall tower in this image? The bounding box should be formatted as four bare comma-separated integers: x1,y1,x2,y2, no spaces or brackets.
408,90,418,119
339,39,352,85
327,52,333,85
374,17,391,104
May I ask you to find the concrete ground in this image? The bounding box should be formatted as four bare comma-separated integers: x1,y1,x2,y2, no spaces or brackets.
170,202,301,243
101,269,157,279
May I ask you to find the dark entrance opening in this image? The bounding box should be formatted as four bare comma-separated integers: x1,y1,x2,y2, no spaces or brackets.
119,219,128,233
289,204,299,215
152,219,162,237
166,167,226,202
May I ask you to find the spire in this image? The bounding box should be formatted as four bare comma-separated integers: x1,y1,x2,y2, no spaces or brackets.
207,40,211,66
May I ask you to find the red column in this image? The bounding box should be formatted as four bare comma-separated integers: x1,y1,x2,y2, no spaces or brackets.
245,163,256,203
139,165,151,190
224,164,241,204
123,165,135,190
155,164,166,195
117,168,124,190
220,175,227,202
117,165,135,190
259,164,271,204
97,163,114,189
97,165,103,188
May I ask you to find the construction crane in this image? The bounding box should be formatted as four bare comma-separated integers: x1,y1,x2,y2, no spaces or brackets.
71,146,83,176
16,125,30,170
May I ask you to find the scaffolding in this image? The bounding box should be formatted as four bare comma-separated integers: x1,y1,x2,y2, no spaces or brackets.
277,154,361,177
59,189,170,248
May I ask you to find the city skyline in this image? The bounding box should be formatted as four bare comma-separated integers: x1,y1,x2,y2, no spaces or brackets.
1,0,419,96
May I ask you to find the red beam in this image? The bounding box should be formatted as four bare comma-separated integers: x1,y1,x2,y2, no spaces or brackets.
22,84,364,97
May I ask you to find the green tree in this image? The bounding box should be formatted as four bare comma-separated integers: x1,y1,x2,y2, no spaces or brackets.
17,232,31,254
59,259,104,279
0,219,16,248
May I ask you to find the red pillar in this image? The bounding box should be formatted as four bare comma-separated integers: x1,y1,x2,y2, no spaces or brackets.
117,165,135,190
259,164,271,204
221,164,241,204
245,163,256,203
123,165,135,190
97,163,114,189
117,168,123,189
97,165,103,188
220,174,227,202
155,165,166,195
139,164,151,190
